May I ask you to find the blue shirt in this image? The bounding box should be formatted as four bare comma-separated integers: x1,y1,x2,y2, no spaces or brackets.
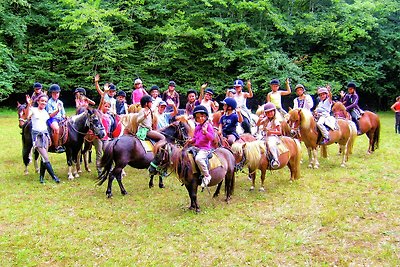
46,98,65,120
219,112,239,136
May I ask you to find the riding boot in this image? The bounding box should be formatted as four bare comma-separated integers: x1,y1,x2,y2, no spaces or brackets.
53,131,65,153
44,162,60,183
355,120,362,135
39,161,46,184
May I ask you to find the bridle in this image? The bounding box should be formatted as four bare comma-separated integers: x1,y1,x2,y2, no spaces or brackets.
149,143,173,177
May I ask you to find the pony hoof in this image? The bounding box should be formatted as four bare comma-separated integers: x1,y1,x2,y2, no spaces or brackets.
149,183,154,188
74,173,80,178
313,165,319,169
259,187,265,192
159,183,165,189
68,176,74,180
340,163,346,168
107,194,113,198
24,170,29,175
86,168,92,172
307,164,313,168
121,191,128,196
35,168,40,173
77,170,82,174
249,187,255,191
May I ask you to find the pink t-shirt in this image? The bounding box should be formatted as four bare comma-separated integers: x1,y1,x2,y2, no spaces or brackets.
132,89,146,104
193,122,214,150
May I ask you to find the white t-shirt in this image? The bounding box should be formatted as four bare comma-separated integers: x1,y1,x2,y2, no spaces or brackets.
31,108,49,132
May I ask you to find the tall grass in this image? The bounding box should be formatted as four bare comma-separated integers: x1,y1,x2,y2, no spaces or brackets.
0,108,399,266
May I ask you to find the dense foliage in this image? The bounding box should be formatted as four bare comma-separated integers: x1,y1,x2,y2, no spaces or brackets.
0,0,399,106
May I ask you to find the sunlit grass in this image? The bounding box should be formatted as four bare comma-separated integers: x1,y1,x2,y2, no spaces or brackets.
0,110,399,266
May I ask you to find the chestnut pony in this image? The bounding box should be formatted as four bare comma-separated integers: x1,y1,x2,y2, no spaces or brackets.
148,141,236,212
332,101,380,154
287,108,357,168
231,138,301,192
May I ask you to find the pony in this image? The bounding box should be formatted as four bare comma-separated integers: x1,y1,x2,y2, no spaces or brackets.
332,101,380,154
287,108,357,168
96,121,191,198
231,138,301,192
21,107,106,179
148,141,236,212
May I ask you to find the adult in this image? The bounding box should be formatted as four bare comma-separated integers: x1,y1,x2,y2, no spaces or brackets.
391,96,400,134
340,82,362,135
25,94,60,183
232,79,253,134
46,84,66,153
293,84,314,110
131,78,148,105
162,81,180,112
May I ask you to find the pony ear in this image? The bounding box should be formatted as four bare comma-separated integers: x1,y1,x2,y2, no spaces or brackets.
242,143,247,149
17,101,21,108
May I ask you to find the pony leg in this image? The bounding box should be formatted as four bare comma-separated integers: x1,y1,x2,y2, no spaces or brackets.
114,169,127,195
306,147,313,168
158,176,165,188
186,179,200,212
213,182,222,198
106,174,115,198
259,170,266,192
83,150,91,172
340,144,346,167
33,149,40,173
249,169,256,191
68,165,75,180
149,175,154,188
312,148,319,169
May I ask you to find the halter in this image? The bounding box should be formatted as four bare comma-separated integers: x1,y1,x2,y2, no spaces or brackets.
68,111,105,137
150,143,174,178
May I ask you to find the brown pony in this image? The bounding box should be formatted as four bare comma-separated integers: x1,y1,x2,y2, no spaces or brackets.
287,108,357,168
231,138,301,192
148,141,236,212
332,101,380,154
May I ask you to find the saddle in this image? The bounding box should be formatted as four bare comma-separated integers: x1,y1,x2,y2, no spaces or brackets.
49,120,68,147
266,137,289,155
323,116,339,131
187,147,221,174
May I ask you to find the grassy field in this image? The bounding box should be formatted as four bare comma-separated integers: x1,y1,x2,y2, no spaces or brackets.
0,108,399,266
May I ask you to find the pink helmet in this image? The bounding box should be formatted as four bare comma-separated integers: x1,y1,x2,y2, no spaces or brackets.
317,87,328,95
264,102,276,112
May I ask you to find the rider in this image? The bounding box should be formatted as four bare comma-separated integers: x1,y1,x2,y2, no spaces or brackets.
198,84,219,115
187,105,214,188
315,86,332,145
293,84,314,111
218,98,243,145
46,84,66,153
137,95,166,143
340,82,362,135
391,96,400,134
94,74,117,114
232,79,253,134
115,90,129,115
31,82,44,107
131,78,148,105
266,78,292,117
256,102,282,169
25,93,60,183
185,89,200,117
162,81,180,112
74,87,95,110
149,85,162,111
155,100,178,130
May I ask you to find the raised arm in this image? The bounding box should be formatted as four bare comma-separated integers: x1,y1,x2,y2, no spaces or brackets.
94,74,105,97
246,80,253,98
280,78,292,96
198,83,207,102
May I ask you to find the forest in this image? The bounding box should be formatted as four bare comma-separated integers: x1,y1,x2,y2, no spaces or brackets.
0,0,399,109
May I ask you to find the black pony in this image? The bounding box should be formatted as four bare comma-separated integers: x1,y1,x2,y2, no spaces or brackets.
96,121,190,198
20,107,106,179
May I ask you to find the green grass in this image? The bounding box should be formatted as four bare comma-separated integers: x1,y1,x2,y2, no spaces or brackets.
0,109,399,266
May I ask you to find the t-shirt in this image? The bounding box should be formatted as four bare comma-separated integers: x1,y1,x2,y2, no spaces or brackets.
46,98,65,120
219,112,238,135
31,108,49,132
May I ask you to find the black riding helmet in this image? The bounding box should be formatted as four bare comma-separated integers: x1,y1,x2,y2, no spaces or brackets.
187,89,197,96
74,87,86,95
193,105,209,118
140,95,153,107
49,84,61,92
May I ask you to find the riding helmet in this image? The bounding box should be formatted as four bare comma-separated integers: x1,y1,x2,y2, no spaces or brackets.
205,88,214,95
221,98,237,109
193,105,209,117
187,89,197,96
317,87,329,95
134,78,143,85
117,90,126,97
347,82,357,89
169,81,176,87
109,83,116,91
150,85,160,92
33,82,42,89
270,79,280,85
49,84,61,92
264,102,276,112
295,84,305,91
74,87,86,95
233,80,244,87
140,95,153,107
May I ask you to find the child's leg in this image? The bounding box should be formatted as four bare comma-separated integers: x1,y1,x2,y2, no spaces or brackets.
50,121,60,147
195,149,211,186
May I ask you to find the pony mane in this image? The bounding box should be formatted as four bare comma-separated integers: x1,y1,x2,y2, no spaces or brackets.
244,140,266,170
332,101,346,112
298,108,313,130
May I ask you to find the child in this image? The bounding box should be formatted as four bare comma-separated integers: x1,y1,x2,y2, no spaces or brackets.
46,84,66,153
136,95,166,143
391,96,400,134
155,100,178,129
31,82,44,107
149,85,162,111
25,93,60,183
340,82,363,135
226,88,236,98
94,74,117,114
74,87,95,110
162,81,180,112
187,105,214,188
185,89,200,117
218,98,242,145
131,78,148,105
115,90,129,115
314,86,332,145
266,78,291,116
293,84,313,111
256,102,282,169
198,83,219,115
232,79,253,133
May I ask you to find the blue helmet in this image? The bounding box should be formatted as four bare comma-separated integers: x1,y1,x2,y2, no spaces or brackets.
270,79,280,85
347,82,356,89
74,87,86,95
205,88,214,95
117,90,126,97
33,82,42,89
49,84,61,92
221,98,237,109
234,80,244,87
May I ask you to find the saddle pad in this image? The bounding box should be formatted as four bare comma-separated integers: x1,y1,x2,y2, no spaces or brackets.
267,138,289,155
140,140,153,152
189,153,222,174
324,116,338,130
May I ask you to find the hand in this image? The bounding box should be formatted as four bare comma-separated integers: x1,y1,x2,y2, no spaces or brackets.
340,91,345,98
104,83,109,91
94,74,100,83
201,83,208,89
286,78,290,84
166,99,174,106
25,95,32,105
202,124,208,134
247,80,251,89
